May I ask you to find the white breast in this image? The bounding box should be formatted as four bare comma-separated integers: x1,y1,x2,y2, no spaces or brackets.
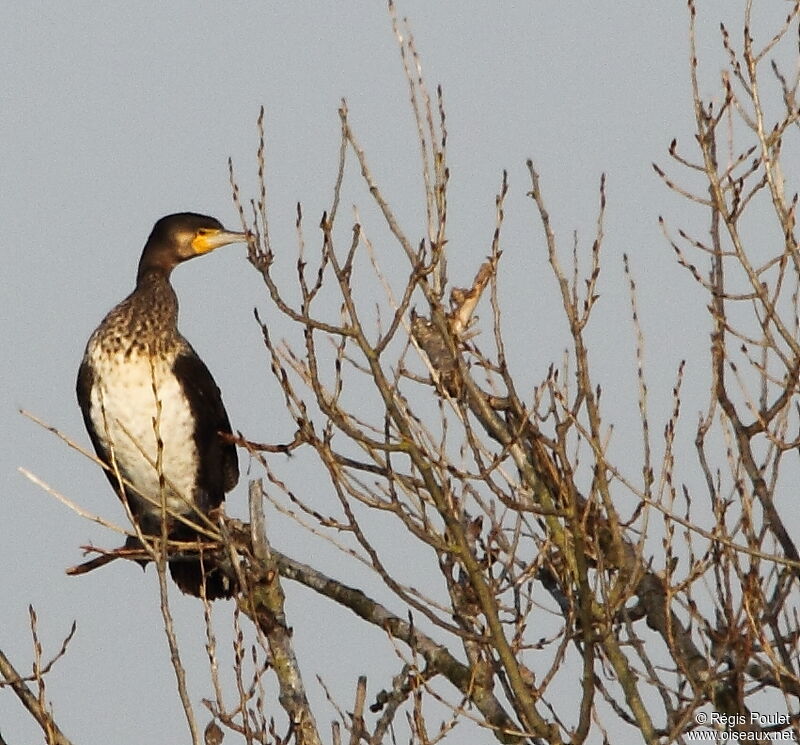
87,343,199,518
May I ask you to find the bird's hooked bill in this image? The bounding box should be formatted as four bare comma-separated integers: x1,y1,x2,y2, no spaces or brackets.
191,229,250,254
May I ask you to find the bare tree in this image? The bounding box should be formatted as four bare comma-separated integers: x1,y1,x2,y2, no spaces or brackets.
7,2,800,743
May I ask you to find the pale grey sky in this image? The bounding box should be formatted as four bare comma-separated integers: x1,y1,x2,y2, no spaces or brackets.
2,2,752,742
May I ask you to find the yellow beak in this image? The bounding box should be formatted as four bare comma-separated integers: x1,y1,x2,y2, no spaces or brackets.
192,229,249,255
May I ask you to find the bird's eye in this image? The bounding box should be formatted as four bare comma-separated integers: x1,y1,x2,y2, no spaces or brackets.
197,228,212,236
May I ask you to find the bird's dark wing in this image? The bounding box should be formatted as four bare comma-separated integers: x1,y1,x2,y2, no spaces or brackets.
173,350,239,512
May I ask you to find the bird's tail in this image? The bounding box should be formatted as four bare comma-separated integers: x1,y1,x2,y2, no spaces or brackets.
122,533,238,600
169,554,237,600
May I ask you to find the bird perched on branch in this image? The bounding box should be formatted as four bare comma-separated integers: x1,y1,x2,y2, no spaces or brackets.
76,213,246,599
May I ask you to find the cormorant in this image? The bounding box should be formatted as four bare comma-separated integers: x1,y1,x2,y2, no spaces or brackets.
76,212,246,599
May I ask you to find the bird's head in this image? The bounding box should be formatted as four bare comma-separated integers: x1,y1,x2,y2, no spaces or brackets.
137,212,248,282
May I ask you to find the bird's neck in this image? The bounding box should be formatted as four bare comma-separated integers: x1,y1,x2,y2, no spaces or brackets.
136,238,181,284
134,269,179,318
99,270,182,355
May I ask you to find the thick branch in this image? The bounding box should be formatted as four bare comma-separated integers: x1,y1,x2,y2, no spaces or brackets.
239,480,322,745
